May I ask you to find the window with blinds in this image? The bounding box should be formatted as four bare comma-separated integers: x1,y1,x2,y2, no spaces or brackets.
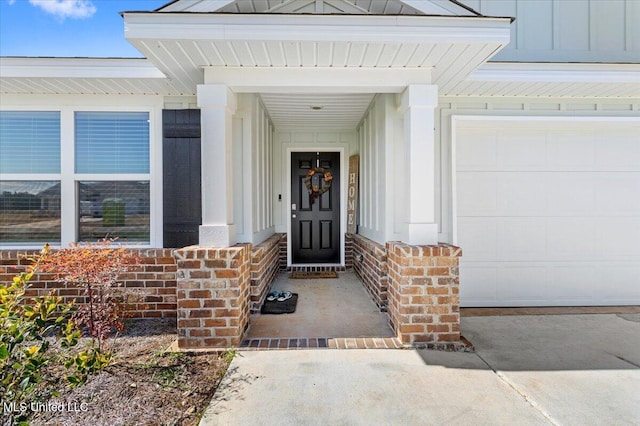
78,181,150,243
0,111,60,174
0,181,61,244
75,112,150,174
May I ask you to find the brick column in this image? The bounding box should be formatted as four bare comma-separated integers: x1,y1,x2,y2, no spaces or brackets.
386,242,462,349
174,245,250,349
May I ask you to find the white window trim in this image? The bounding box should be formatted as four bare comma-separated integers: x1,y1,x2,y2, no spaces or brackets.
0,102,163,249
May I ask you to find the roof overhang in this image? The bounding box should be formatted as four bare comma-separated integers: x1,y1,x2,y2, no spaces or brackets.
0,57,182,95
444,62,640,98
157,0,481,16
123,12,512,95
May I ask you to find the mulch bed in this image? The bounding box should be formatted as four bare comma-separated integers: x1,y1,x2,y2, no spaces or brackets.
28,319,232,426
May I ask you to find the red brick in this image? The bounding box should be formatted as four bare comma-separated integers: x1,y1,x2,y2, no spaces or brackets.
426,324,450,333
215,328,239,337
203,299,226,308
189,309,212,318
400,324,424,333
189,329,211,337
437,333,460,342
178,260,201,269
440,314,459,323
203,319,227,327
215,269,239,279
427,267,450,276
178,319,200,328
203,338,229,347
215,308,239,318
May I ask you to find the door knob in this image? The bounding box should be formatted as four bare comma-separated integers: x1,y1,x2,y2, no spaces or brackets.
292,214,296,218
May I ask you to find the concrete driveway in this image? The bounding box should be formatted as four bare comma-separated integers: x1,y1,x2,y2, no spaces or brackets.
200,314,640,426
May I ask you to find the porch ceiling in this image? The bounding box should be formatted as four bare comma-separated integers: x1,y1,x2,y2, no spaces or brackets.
259,93,375,128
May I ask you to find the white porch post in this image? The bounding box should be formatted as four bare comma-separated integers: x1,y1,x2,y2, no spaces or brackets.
197,84,237,247
399,84,439,245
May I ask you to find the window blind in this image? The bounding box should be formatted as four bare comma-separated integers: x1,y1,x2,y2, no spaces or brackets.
75,112,150,174
0,111,60,174
78,180,150,243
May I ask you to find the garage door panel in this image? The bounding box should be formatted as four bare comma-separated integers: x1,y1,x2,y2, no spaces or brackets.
456,119,640,307
459,264,497,303
595,131,640,170
457,218,497,261
547,218,596,259
595,174,640,214
497,218,547,261
456,173,498,215
497,174,548,215
595,218,640,257
497,266,548,304
547,174,596,214
548,266,597,303
497,130,547,169
548,131,596,169
456,130,497,169
596,265,640,303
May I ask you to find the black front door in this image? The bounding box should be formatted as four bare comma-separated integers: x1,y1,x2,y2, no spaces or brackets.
291,152,340,264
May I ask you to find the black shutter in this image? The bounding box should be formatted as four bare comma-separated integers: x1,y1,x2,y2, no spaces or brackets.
162,109,201,248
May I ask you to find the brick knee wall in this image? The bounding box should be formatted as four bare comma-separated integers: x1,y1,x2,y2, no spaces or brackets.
278,234,288,271
352,234,388,311
345,234,354,270
174,245,251,349
250,234,284,313
0,249,177,319
386,242,462,349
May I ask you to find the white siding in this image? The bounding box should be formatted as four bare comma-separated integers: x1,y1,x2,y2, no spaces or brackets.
234,94,275,244
356,94,406,244
460,0,640,63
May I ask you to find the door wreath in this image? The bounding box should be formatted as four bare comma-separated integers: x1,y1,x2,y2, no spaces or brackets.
304,167,333,205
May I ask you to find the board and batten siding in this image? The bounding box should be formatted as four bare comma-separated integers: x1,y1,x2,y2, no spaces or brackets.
356,94,406,245
460,0,640,63
234,94,275,245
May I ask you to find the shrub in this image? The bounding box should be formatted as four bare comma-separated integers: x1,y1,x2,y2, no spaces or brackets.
0,247,80,425
38,239,141,354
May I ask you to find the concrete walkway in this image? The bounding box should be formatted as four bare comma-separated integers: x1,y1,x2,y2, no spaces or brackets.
200,313,640,426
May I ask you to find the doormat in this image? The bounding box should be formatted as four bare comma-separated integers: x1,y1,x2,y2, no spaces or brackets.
290,271,338,279
261,293,298,314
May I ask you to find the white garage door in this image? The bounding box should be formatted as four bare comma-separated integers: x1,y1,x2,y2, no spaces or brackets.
455,118,640,307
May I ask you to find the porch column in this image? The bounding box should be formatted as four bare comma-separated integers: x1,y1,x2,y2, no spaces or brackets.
399,84,439,245
197,84,237,247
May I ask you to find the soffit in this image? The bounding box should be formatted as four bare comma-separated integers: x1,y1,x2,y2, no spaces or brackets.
442,63,640,98
0,58,184,96
123,13,511,95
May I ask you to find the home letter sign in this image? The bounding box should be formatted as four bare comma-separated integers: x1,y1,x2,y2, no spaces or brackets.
347,155,359,234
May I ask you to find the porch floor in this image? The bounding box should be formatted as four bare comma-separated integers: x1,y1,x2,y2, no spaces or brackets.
245,272,394,340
